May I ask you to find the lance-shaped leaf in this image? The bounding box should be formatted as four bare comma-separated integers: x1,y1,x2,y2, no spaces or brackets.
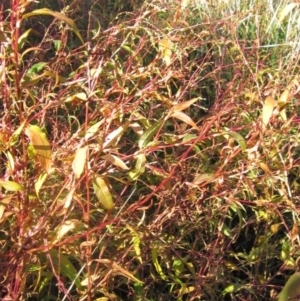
128,154,146,182
278,89,290,121
159,37,173,66
72,146,88,179
95,259,143,283
152,247,167,280
0,196,13,221
192,173,214,186
22,8,83,44
278,3,300,24
262,96,277,128
101,154,129,170
138,120,163,149
25,125,52,173
220,131,246,151
0,180,24,192
85,120,104,140
50,249,82,289
35,172,48,198
278,272,300,301
103,120,131,149
172,98,199,112
93,176,114,212
0,30,9,43
65,92,87,103
169,111,199,131
53,219,82,244
126,224,142,263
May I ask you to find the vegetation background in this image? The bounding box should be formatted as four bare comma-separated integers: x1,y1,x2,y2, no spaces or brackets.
1,0,300,300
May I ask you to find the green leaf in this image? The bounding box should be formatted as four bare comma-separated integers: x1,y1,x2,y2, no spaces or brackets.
92,176,114,212
220,131,246,151
172,258,184,277
0,180,24,192
50,249,82,289
222,283,255,296
21,74,45,88
35,172,48,198
222,283,243,294
279,272,300,301
221,224,233,238
53,39,62,52
27,62,47,75
25,125,52,173
151,247,167,280
121,44,134,54
18,29,31,51
128,154,146,182
138,120,163,149
22,8,83,44
126,224,142,263
281,241,291,261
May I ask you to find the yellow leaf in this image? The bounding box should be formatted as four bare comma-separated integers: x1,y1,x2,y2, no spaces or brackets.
85,120,104,140
262,96,277,128
159,38,173,66
103,120,131,149
192,173,214,185
72,146,88,178
101,154,129,170
22,8,83,44
35,172,48,198
151,247,167,280
0,196,13,221
0,180,24,192
181,0,191,9
279,89,290,120
270,223,281,234
5,151,15,172
25,125,52,173
53,219,81,243
126,224,142,263
279,89,290,108
62,188,75,213
278,3,300,23
260,162,272,175
170,111,199,130
65,92,87,103
172,98,199,113
92,176,114,212
291,223,299,241
95,259,143,283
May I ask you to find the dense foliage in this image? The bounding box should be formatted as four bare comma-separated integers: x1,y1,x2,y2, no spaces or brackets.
1,0,300,300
